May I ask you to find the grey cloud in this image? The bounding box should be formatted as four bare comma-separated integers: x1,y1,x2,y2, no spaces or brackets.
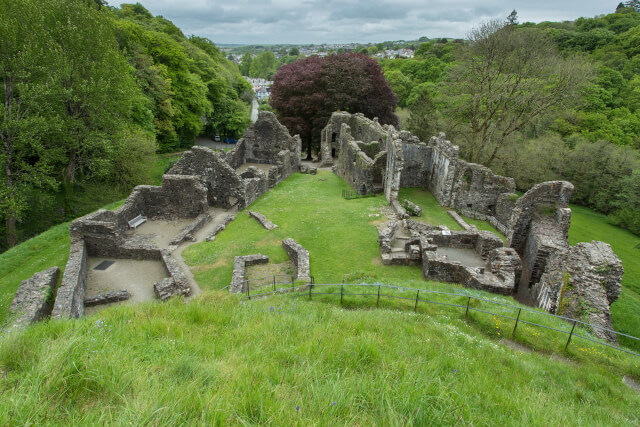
130,0,619,44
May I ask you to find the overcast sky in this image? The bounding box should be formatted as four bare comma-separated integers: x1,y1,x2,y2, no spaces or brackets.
124,1,622,45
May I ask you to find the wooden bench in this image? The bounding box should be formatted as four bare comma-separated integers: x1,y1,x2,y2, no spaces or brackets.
128,214,147,230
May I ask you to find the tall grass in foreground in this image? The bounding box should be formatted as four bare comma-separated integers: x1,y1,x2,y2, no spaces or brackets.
0,292,638,425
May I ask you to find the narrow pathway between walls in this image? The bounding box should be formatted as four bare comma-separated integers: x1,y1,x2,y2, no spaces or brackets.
171,206,239,298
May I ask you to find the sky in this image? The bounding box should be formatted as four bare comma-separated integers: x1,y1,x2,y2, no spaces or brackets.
123,0,622,45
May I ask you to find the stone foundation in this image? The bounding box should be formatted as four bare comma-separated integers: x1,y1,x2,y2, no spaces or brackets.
230,254,270,293
8,267,59,329
282,238,311,281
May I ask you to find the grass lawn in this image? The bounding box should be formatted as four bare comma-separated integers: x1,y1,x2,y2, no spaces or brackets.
0,292,638,425
184,172,427,289
397,188,462,229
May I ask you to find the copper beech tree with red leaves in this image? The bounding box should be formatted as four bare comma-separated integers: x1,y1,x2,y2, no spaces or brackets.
270,53,398,159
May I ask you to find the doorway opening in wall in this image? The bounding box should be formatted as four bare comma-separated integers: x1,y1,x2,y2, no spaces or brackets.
373,168,384,193
332,148,336,158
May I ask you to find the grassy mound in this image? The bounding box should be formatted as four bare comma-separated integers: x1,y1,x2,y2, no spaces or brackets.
0,293,638,424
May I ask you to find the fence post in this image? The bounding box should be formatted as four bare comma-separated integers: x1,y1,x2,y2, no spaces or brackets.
247,281,250,300
377,285,381,307
465,296,471,317
273,275,276,291
414,290,420,312
340,284,344,305
308,283,312,300
512,308,521,337
291,276,294,289
565,320,577,352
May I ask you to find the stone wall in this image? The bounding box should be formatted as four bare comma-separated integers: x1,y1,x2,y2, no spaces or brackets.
52,236,88,319
169,146,247,209
170,113,300,208
282,238,311,281
320,112,387,167
422,252,515,295
533,241,623,342
383,129,405,215
238,111,301,172
230,254,269,293
8,267,59,329
507,181,574,255
335,128,377,195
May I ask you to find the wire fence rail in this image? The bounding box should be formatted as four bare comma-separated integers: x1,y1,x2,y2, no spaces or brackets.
240,282,640,359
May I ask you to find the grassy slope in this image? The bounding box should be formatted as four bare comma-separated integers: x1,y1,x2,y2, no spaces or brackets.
0,293,638,425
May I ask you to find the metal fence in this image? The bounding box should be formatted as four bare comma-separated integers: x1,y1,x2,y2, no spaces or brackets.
342,189,374,200
235,274,314,295
241,282,640,359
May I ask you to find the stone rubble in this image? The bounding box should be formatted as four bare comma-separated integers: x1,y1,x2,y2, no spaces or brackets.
154,278,190,301
403,199,422,216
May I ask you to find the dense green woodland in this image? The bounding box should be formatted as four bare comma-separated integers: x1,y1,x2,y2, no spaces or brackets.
0,0,251,251
380,5,640,236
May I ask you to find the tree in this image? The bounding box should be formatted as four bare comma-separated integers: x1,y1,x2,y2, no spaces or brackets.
249,51,276,79
270,53,398,159
288,47,300,56
506,10,518,25
435,20,592,165
1,0,62,247
239,51,252,76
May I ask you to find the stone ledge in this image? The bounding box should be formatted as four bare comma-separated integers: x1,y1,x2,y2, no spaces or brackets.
8,267,59,330
170,213,211,246
249,211,278,230
84,290,131,307
448,210,472,231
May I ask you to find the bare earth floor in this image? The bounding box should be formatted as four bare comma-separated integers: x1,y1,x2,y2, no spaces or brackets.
125,219,192,248
435,247,487,268
85,257,169,315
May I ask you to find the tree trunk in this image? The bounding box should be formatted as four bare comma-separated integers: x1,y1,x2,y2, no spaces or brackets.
305,130,313,160
64,149,76,184
5,216,17,248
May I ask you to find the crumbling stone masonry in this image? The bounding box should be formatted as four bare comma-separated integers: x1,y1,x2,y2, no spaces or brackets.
321,113,389,195
169,112,302,209
282,238,311,282
533,241,623,342
8,267,59,329
230,254,270,293
227,111,302,186
329,110,622,331
84,290,131,307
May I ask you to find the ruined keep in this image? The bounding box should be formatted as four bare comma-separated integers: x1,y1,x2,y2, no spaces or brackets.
323,112,623,341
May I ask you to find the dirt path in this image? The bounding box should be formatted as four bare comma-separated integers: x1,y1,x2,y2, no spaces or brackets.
171,206,238,298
